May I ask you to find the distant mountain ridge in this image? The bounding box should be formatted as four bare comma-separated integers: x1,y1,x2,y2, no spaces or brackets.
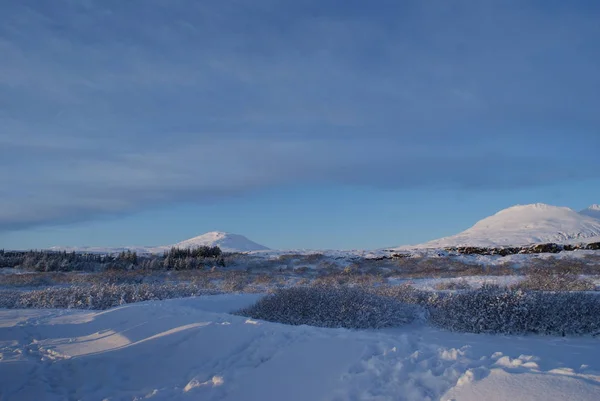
50,231,270,254
580,204,600,220
157,231,270,253
46,204,600,253
405,203,600,249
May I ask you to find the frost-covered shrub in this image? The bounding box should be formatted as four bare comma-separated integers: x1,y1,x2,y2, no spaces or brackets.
250,274,274,285
99,270,146,285
237,285,422,329
0,273,55,287
347,273,385,286
241,284,600,335
515,266,596,291
373,283,439,306
0,283,221,310
221,272,249,292
429,284,600,335
434,279,472,291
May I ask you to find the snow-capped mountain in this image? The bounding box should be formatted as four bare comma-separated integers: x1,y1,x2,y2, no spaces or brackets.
580,204,600,220
158,231,269,253
50,232,269,254
406,203,600,248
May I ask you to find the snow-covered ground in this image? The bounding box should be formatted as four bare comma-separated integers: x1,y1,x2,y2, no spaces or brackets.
1,295,599,401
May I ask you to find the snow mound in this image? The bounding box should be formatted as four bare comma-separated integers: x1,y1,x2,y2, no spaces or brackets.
409,203,600,248
166,231,270,253
580,204,600,220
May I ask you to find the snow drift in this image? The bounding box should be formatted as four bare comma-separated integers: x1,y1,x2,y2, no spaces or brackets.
1,295,599,401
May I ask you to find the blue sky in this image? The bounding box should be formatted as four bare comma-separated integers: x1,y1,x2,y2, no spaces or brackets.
1,0,599,250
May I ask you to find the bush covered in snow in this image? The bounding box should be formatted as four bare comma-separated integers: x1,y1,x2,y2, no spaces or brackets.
0,283,221,310
238,283,600,335
515,266,596,291
434,279,473,291
237,285,423,329
429,284,600,335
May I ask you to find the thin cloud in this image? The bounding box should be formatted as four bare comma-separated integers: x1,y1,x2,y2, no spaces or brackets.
1,0,599,230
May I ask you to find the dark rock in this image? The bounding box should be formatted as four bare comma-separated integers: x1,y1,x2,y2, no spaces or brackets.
526,243,562,254
391,253,410,258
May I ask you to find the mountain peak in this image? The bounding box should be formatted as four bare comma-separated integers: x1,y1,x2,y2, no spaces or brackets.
171,232,270,253
187,231,229,240
410,203,600,248
580,204,600,220
496,203,571,214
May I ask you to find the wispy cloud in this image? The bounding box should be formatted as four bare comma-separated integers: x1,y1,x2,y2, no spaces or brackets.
1,0,599,230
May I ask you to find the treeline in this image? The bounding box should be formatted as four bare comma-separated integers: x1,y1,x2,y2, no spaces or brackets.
0,247,225,272
166,246,222,259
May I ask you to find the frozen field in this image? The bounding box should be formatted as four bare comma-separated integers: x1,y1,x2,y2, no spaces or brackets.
1,294,599,401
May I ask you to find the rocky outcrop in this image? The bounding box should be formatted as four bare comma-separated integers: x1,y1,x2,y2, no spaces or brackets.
445,242,599,256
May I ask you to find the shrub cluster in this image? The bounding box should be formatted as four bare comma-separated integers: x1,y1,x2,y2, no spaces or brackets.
237,284,600,336
0,283,220,310
434,279,473,291
429,284,600,335
515,266,596,291
236,285,423,329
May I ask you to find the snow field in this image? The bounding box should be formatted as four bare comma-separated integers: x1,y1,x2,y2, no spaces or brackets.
1,295,599,401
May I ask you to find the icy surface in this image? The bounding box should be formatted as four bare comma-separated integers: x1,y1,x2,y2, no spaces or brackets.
1,295,599,401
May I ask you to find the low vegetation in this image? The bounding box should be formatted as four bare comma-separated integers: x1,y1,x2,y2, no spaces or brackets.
2,246,600,336
239,284,600,336
237,285,422,329
0,247,225,272
0,283,221,310
515,266,596,291
428,284,600,335
434,279,473,291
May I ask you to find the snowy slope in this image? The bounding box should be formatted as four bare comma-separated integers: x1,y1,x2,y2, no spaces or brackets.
580,204,600,220
162,232,270,253
1,295,599,401
407,203,600,248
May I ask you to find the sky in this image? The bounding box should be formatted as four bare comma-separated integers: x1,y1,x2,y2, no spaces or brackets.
1,0,600,250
